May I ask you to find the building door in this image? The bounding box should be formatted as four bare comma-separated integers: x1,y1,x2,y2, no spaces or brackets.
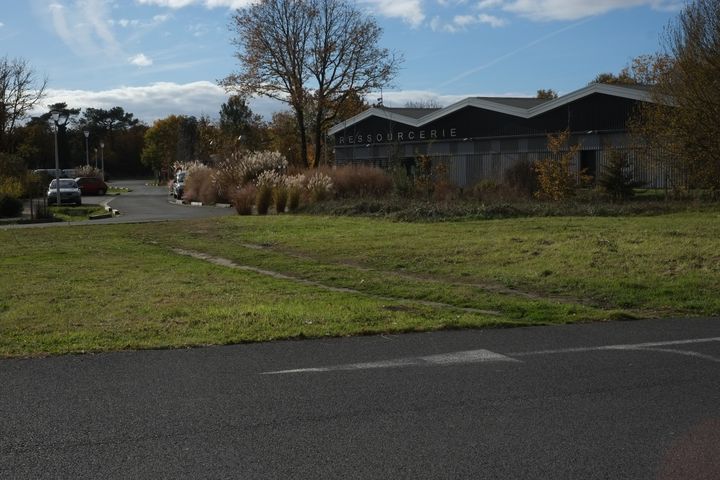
580,150,597,182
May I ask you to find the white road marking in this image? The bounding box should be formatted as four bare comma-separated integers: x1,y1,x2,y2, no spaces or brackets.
261,349,520,375
634,348,720,363
261,337,720,375
509,336,720,357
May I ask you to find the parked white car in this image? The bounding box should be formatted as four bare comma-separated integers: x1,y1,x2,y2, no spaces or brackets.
47,179,82,206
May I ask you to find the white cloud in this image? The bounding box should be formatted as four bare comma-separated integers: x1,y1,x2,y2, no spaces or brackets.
431,12,506,32
129,53,154,66
34,81,285,122
135,0,253,8
503,0,682,21
476,0,504,8
0,22,5,28
47,0,122,57
360,0,425,27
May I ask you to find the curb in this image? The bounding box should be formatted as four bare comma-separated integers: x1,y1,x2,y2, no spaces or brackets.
104,205,120,216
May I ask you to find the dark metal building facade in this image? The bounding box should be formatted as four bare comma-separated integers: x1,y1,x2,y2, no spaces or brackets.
329,84,665,187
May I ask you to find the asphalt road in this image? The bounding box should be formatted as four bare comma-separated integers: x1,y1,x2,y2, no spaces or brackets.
2,318,719,479
102,180,234,223
5,179,233,229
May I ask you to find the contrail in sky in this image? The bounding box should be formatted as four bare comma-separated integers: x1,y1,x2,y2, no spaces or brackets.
439,17,595,88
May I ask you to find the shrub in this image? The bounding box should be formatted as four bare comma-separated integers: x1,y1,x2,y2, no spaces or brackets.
307,172,334,203
230,184,256,215
471,179,502,202
432,180,459,202
0,177,24,198
324,165,393,198
597,149,644,200
414,155,449,200
183,165,219,204
390,166,415,198
0,194,22,218
504,159,539,198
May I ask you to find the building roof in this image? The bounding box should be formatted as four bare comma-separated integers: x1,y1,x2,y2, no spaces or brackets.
472,97,549,109
329,83,657,136
377,107,441,119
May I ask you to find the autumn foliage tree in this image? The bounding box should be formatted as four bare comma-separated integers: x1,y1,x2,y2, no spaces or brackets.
222,0,400,168
534,130,584,201
633,0,720,190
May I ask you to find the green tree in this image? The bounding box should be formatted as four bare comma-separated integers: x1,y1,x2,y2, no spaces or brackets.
81,106,139,132
219,96,266,151
597,149,643,200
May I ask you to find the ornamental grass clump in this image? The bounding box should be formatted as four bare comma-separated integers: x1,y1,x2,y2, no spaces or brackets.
240,151,288,184
286,174,305,211
230,184,257,215
183,164,219,204
74,165,103,179
324,165,393,198
255,170,281,215
273,177,289,213
213,151,288,201
307,172,334,203
212,157,246,202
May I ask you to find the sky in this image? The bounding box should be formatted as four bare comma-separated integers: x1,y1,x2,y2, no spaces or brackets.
1,0,683,124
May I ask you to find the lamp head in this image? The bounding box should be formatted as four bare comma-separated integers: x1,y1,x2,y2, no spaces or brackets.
50,109,70,126
100,141,105,148
84,130,89,138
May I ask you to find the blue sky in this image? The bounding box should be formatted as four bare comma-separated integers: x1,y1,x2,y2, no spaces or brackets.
1,0,682,123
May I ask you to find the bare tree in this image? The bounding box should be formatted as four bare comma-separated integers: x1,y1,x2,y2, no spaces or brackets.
307,0,400,167
0,56,47,152
222,0,400,167
404,99,442,108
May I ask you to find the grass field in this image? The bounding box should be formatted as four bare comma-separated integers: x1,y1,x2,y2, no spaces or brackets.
1,210,719,357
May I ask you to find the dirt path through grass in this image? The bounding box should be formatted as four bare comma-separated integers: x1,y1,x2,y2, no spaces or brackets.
173,248,502,316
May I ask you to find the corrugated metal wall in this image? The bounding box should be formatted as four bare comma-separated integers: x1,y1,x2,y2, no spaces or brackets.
336,147,672,189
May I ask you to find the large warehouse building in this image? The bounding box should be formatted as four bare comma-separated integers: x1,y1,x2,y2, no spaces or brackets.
329,83,666,188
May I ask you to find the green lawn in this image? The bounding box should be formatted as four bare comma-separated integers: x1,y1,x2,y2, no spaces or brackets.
1,210,719,357
49,204,107,221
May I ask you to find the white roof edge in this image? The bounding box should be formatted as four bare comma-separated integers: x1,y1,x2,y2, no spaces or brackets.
328,84,657,134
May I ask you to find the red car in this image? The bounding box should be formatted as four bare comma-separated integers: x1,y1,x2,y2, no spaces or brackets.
75,177,108,195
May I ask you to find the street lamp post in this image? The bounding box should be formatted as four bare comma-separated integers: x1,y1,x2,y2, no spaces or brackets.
94,148,98,168
50,109,70,206
100,141,105,181
83,130,90,166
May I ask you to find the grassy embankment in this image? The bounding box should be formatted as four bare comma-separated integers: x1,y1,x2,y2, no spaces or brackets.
1,210,719,357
